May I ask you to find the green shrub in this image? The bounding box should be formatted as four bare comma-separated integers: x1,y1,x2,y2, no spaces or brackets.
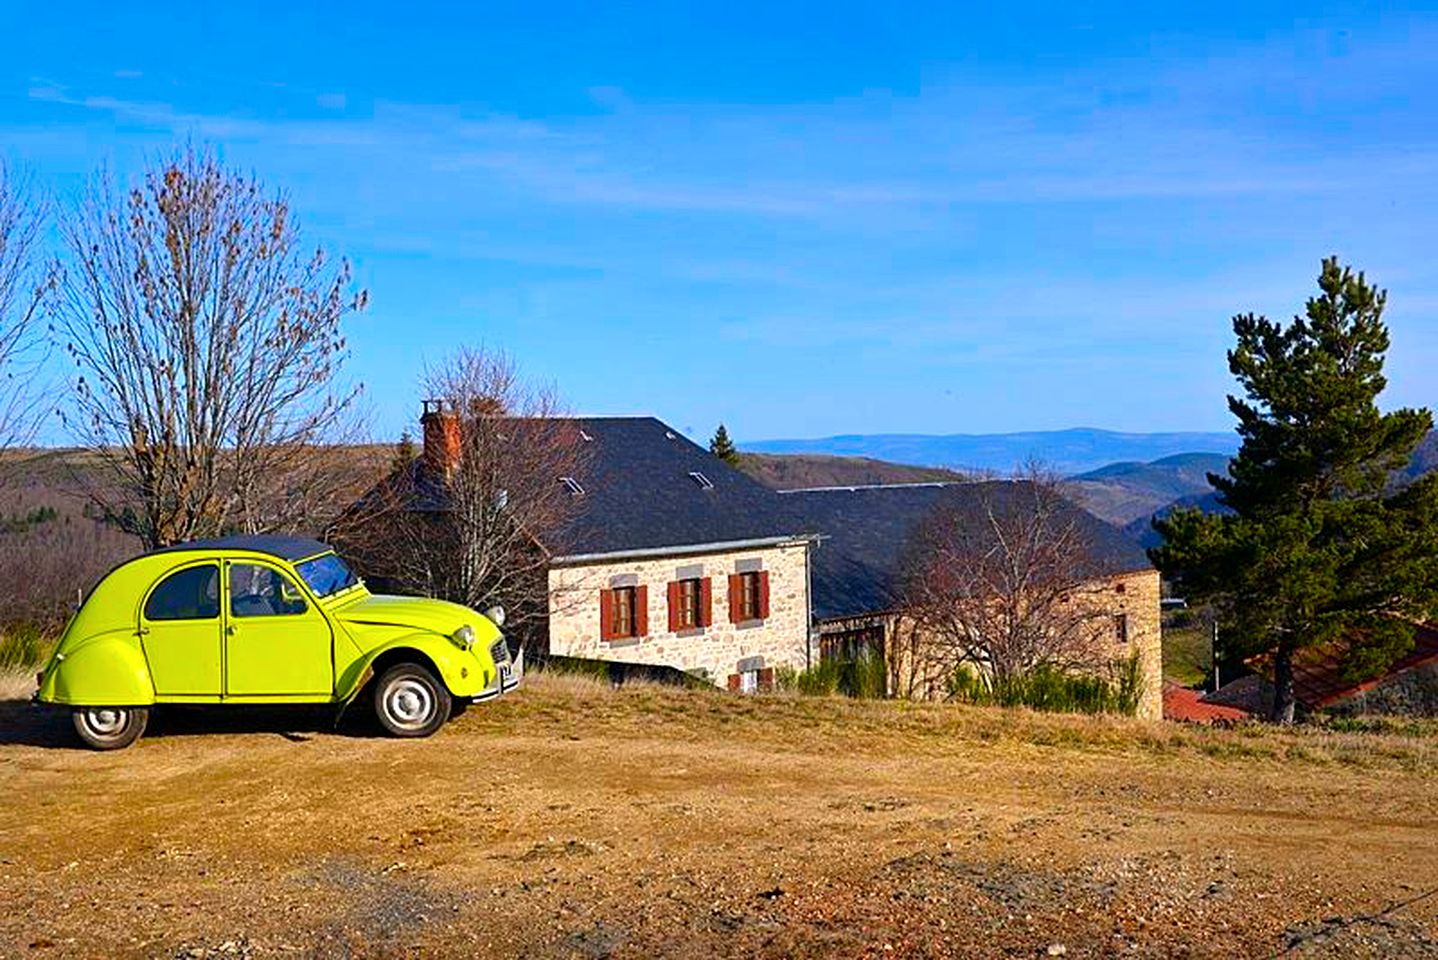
947,653,1145,717
0,622,52,671
782,652,888,699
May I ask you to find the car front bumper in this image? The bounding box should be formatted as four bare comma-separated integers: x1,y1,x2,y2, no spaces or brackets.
471,646,524,703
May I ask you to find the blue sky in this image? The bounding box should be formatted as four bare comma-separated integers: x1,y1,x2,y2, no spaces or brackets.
5,1,1438,443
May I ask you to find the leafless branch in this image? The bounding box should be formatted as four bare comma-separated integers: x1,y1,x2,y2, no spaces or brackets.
0,163,52,456
52,146,366,547
899,466,1116,693
333,347,590,646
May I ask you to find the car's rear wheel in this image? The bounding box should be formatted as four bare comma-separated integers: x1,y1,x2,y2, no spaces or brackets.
72,706,148,750
374,663,450,738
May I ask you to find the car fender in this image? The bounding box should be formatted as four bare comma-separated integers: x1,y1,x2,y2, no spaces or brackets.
335,632,494,704
37,630,155,706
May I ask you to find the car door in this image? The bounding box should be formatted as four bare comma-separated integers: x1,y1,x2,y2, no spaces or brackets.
140,562,224,696
223,560,335,696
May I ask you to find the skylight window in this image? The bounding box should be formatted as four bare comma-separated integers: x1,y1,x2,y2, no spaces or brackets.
559,477,585,496
688,471,714,490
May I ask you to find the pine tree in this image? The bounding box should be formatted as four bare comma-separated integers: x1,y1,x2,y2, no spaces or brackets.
1152,258,1438,722
709,423,740,465
392,430,418,472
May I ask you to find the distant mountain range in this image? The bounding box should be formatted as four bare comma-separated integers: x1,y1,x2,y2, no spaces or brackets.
736,453,966,490
1065,453,1232,527
744,428,1438,547
744,428,1241,477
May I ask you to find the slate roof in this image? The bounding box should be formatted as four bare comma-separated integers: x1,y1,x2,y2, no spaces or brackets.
355,415,1150,620
779,481,1152,621
543,418,807,558
153,534,333,562
360,416,809,559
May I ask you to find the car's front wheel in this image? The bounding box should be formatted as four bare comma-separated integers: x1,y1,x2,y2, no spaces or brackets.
72,706,149,750
374,663,451,738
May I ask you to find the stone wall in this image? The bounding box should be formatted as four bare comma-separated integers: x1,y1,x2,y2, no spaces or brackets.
1327,660,1438,717
1114,569,1164,720
547,541,812,685
833,568,1164,720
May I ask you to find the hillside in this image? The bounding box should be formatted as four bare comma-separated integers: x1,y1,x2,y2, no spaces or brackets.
3,673,1436,957
1065,452,1231,526
745,428,1240,476
736,452,966,490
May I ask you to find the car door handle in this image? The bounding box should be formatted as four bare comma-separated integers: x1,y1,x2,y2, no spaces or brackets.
226,625,236,636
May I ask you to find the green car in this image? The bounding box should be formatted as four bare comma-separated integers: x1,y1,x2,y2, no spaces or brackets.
33,535,521,750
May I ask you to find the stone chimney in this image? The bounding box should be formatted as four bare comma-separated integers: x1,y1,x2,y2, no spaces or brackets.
420,399,461,473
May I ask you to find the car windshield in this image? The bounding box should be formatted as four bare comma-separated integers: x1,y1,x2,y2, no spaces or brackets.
294,552,360,597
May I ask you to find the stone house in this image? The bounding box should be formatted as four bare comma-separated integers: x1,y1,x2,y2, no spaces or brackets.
779,483,1163,719
535,417,816,691
344,408,1161,714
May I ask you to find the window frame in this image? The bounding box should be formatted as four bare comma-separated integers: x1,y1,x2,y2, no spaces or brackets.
227,561,312,620
738,572,761,621
142,563,221,623
611,586,637,639
677,578,702,630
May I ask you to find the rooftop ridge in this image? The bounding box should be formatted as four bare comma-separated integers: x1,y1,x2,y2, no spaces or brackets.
776,481,964,494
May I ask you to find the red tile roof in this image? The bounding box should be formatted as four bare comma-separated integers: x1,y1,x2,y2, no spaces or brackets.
1162,681,1253,724
1287,623,1438,709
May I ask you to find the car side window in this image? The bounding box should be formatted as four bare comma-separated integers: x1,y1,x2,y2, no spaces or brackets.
144,565,220,621
229,563,308,618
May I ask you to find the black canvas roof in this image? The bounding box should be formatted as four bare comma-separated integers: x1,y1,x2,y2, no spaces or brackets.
154,534,333,562
780,481,1151,621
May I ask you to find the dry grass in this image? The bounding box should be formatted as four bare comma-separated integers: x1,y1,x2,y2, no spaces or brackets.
3,672,1436,957
0,666,34,701
516,670,1438,774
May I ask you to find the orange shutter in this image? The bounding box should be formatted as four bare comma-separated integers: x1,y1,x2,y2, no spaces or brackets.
757,571,771,620
759,667,775,691
727,673,741,691
728,574,743,623
635,586,649,637
599,589,614,640
667,581,681,632
699,577,713,627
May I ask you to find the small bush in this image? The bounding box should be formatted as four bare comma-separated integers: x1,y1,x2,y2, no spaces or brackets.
947,654,1145,717
780,652,888,699
0,622,52,671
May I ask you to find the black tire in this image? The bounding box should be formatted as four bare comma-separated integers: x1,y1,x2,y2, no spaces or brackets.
448,697,469,720
373,663,450,738
72,706,149,750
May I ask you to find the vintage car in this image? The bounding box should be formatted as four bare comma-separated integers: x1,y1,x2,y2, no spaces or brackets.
33,534,521,749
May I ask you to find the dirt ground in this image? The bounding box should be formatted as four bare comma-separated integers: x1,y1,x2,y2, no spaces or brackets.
1,674,1436,959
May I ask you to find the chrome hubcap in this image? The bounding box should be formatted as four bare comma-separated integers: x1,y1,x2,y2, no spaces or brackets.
83,708,127,737
384,678,434,730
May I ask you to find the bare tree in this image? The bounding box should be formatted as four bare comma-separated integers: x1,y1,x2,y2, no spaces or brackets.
52,147,366,548
898,469,1119,695
0,163,50,455
333,347,589,647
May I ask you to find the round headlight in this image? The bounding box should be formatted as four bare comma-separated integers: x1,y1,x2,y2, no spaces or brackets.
484,605,506,628
451,624,476,650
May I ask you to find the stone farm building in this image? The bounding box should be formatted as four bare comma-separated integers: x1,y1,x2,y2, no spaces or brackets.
344,408,1162,717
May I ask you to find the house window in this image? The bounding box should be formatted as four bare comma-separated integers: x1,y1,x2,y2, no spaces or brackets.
668,577,708,631
1115,613,1130,644
601,585,647,641
613,587,637,637
730,571,767,623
